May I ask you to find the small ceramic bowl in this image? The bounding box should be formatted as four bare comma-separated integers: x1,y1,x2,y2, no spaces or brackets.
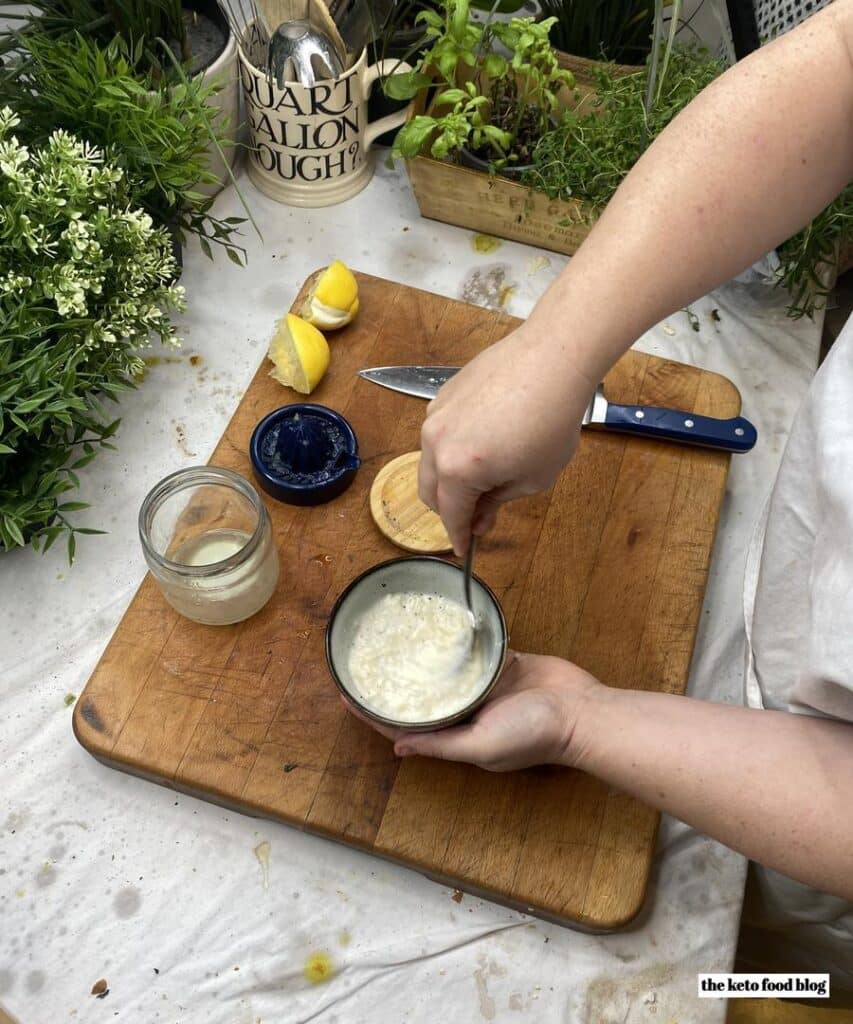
326,556,508,732
249,404,360,506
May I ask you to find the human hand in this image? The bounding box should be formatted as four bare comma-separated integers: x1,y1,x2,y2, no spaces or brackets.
418,323,597,555
347,651,602,772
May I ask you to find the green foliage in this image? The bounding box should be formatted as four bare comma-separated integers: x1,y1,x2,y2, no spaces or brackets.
527,43,852,320
524,46,723,205
0,32,246,264
388,0,573,168
540,0,653,64
776,188,853,319
0,108,185,558
0,0,189,74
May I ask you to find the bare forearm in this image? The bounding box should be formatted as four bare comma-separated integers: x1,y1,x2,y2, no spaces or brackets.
530,0,853,382
570,687,853,898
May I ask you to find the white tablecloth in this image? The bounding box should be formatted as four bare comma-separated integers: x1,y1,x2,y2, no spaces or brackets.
0,158,823,1023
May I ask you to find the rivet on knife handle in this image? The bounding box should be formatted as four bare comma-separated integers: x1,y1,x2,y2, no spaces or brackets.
598,404,757,453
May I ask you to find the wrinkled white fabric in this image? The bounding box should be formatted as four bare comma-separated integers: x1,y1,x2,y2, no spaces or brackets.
0,161,823,1023
741,316,853,992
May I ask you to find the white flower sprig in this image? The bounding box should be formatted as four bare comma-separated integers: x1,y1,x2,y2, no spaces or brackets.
0,108,190,559
0,108,185,336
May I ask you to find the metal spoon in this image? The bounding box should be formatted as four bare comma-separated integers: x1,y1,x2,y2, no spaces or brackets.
460,535,479,658
268,19,345,87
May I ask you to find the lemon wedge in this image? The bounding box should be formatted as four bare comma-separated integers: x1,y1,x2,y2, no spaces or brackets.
301,261,359,330
268,313,330,395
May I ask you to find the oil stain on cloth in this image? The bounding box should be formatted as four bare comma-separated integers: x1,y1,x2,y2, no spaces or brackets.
304,951,335,985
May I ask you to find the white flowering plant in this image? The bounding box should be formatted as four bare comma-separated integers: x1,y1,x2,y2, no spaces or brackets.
0,108,185,559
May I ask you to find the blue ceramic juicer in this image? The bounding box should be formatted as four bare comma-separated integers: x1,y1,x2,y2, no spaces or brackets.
249,404,360,506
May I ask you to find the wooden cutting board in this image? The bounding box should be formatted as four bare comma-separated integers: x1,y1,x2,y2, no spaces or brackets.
74,271,740,930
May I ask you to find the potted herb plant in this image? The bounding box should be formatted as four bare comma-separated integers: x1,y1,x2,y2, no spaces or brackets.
386,0,573,175
0,109,185,559
541,0,653,86
538,0,699,118
390,0,727,261
776,188,853,319
524,45,723,206
1,0,239,188
0,0,247,263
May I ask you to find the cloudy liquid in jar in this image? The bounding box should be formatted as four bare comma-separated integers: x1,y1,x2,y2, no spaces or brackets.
347,592,486,723
176,528,248,565
162,528,279,625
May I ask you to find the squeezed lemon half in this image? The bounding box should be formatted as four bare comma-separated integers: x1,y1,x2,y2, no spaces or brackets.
301,260,359,330
267,313,330,395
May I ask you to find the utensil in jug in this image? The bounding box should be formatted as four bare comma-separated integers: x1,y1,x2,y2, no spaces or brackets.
268,18,345,86
217,0,272,61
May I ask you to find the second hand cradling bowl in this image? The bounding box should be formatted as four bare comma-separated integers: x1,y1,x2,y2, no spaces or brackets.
326,555,508,733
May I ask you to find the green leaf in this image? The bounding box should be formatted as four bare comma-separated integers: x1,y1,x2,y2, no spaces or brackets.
15,394,52,413
415,9,443,29
67,532,76,564
437,50,459,80
0,442,15,455
43,527,63,554
482,125,512,150
383,71,432,101
70,452,97,470
392,116,438,159
226,248,244,267
3,517,25,548
451,0,470,41
482,53,508,80
57,502,90,512
433,88,468,107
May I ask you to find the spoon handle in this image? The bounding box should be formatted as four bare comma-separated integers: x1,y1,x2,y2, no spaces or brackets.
463,535,477,619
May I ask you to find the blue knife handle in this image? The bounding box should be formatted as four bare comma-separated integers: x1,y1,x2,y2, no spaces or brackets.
603,404,757,453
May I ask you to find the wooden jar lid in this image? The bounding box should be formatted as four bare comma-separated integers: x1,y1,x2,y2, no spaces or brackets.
369,451,452,554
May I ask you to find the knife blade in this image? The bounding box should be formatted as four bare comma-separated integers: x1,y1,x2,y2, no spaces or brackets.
359,366,460,400
358,366,757,454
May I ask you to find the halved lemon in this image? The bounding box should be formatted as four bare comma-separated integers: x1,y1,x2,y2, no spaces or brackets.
267,313,330,395
301,260,359,330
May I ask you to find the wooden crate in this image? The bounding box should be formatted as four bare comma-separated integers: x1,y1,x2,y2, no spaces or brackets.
404,74,600,256
555,49,641,86
406,153,596,256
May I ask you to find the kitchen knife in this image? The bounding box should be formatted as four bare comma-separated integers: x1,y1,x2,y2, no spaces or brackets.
358,366,757,453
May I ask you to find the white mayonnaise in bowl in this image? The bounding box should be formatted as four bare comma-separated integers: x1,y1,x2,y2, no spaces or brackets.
326,556,508,732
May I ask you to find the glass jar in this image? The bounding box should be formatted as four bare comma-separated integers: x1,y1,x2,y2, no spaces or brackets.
139,467,279,626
